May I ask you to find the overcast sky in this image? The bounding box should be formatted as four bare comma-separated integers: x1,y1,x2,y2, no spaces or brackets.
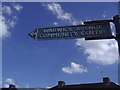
1,2,119,88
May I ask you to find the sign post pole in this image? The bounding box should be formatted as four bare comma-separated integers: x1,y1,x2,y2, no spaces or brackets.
113,15,120,84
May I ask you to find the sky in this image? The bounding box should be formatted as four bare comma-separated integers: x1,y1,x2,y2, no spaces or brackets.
1,1,119,88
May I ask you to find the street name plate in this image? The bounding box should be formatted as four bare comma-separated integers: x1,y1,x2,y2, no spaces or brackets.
29,23,112,40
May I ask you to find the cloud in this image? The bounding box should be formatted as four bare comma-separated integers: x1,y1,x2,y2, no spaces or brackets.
76,38,118,65
1,4,23,38
46,86,51,89
4,78,18,88
45,3,82,25
4,84,9,88
2,6,12,15
102,14,107,18
0,16,10,38
3,78,31,88
102,11,107,18
62,62,88,74
14,4,23,11
53,22,58,25
5,78,15,85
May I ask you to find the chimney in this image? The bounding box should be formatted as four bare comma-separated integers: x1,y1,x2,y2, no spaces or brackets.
103,77,110,85
58,81,65,87
9,85,16,88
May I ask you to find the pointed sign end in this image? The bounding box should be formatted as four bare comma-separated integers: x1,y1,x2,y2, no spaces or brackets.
28,31,37,40
28,33,33,37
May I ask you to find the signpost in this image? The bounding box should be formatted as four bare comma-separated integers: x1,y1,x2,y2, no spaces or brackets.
28,23,112,40
28,15,120,84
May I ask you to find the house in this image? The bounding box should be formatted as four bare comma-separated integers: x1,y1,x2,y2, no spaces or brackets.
48,77,120,89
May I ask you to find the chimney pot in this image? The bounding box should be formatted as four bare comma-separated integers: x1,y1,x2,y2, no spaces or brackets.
103,77,110,85
9,85,16,88
58,81,65,87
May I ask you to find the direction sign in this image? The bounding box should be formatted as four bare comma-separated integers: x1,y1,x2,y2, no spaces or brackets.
28,23,112,40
